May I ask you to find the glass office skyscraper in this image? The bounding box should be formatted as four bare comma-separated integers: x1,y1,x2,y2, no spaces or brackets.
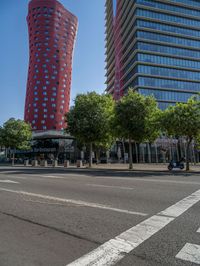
105,0,200,108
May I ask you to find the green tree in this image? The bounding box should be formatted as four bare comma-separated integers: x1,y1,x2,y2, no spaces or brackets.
0,118,32,165
66,92,115,167
159,97,200,171
114,90,160,169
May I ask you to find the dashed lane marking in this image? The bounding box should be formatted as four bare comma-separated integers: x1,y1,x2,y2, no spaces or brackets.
86,184,134,190
0,180,19,184
0,187,147,216
67,189,200,266
95,176,200,186
176,243,200,264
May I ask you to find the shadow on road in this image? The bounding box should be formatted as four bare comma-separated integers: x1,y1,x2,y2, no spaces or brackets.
0,166,199,178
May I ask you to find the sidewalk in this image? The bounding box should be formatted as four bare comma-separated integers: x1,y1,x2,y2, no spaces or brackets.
89,163,200,172
1,163,200,173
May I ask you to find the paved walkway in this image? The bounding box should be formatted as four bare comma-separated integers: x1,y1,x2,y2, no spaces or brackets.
1,163,200,172
90,163,200,172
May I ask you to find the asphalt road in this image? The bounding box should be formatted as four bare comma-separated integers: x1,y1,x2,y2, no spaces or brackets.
0,166,199,266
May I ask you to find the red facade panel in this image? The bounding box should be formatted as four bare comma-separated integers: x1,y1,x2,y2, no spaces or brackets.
24,0,78,131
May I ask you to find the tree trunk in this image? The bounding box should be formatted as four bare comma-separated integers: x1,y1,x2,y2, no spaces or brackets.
185,138,192,171
12,151,15,166
122,139,126,164
89,142,93,168
96,149,100,164
129,138,133,170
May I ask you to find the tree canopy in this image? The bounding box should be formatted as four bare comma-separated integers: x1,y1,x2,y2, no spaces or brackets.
66,92,115,167
159,97,200,170
113,90,160,169
0,118,32,150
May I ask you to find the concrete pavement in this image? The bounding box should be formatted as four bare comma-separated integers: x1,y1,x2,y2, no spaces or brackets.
0,167,199,265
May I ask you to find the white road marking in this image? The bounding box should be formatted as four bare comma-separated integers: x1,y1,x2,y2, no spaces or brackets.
0,188,147,216
43,175,64,179
0,180,19,184
67,189,200,266
176,243,200,264
197,228,200,233
86,184,134,190
96,176,200,186
27,174,64,179
159,189,200,217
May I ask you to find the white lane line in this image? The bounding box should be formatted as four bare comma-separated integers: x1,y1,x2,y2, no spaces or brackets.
0,180,19,184
0,188,147,216
44,175,64,179
67,189,200,266
27,174,64,179
96,176,200,186
86,184,134,190
159,189,200,218
197,228,200,233
176,243,200,264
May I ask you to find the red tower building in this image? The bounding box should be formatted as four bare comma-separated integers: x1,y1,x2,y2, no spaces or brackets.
24,0,78,131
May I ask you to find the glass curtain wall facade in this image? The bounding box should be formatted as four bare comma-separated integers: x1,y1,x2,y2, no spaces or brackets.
105,0,200,108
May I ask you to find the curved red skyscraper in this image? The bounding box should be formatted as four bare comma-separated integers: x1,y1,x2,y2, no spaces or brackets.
24,0,78,131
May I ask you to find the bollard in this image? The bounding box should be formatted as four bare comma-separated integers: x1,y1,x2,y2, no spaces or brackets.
24,160,29,166
53,160,58,167
40,160,47,167
64,160,70,168
32,160,38,167
77,160,83,168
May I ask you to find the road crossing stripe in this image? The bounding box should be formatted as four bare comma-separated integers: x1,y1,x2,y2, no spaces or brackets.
158,189,200,217
176,243,200,264
0,187,147,216
67,189,200,266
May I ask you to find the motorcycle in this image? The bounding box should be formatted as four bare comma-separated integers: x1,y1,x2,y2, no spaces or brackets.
168,159,185,171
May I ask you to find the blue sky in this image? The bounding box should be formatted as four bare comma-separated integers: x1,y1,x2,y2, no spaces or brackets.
0,0,106,125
